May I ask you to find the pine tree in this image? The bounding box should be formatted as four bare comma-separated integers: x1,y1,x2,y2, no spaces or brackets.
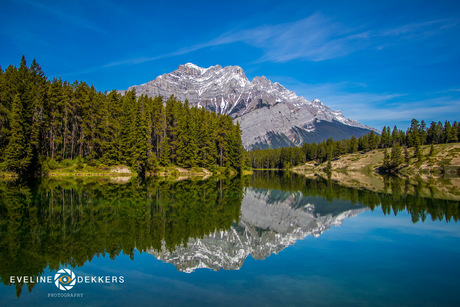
101,90,122,165
47,78,64,160
133,98,149,176
415,143,422,162
165,95,179,164
436,121,444,143
186,107,198,167
429,144,434,156
392,126,400,146
0,66,7,160
381,126,390,148
160,135,170,166
119,89,136,165
390,142,403,170
360,134,369,151
350,136,358,152
227,121,243,171
216,115,229,167
407,118,420,147
151,96,164,157
202,112,217,168
386,126,392,146
453,121,460,143
420,120,427,144
28,59,47,173
5,95,28,175
427,121,438,144
383,148,390,169
368,131,376,150
445,121,457,143
325,160,332,176
175,101,193,167
404,146,409,163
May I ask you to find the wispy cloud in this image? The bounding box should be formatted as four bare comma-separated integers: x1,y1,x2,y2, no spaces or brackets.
67,13,369,75
64,13,456,78
275,79,406,107
179,13,371,63
19,0,108,35
379,19,457,38
330,93,460,129
60,45,210,77
273,77,460,128
2,29,52,48
356,98,460,121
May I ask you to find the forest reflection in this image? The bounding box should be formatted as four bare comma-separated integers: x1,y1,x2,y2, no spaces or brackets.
0,176,244,297
0,172,459,297
249,171,460,223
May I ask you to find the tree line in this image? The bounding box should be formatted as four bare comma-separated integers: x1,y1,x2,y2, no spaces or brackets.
248,119,459,169
0,56,245,177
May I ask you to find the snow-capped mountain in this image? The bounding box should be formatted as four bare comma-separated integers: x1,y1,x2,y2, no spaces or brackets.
148,188,367,273
123,63,376,149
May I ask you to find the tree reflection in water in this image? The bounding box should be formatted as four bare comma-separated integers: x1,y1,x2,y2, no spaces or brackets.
0,172,458,297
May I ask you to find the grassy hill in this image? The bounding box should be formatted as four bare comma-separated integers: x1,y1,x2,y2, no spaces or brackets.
292,143,460,200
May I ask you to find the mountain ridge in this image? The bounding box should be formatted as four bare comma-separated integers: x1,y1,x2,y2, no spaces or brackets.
148,188,368,273
122,63,377,149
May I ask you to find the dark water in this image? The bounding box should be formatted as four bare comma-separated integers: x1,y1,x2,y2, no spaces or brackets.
0,172,459,306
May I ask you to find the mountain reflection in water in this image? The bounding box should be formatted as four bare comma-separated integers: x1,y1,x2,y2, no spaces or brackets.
0,171,459,298
150,187,366,272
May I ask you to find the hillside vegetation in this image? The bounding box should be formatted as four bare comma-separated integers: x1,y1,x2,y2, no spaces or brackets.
292,143,460,200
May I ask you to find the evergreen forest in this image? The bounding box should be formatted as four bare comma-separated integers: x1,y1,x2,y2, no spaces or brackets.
0,56,245,177
249,118,460,169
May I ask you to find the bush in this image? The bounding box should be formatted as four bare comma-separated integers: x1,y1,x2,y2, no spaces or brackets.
46,158,60,170
86,159,100,167
62,159,74,167
98,164,110,172
76,156,84,170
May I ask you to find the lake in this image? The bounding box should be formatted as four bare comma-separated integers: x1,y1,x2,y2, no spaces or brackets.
0,171,459,306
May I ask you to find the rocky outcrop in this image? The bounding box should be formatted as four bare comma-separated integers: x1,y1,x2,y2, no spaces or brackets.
122,63,377,149
110,166,132,173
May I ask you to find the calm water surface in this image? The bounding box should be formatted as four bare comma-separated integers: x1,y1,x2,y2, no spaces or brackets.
0,172,459,306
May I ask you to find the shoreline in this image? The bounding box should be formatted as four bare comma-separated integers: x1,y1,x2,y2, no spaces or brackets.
1,166,253,180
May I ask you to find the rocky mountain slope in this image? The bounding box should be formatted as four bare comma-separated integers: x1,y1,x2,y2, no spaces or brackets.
123,63,376,149
148,188,367,272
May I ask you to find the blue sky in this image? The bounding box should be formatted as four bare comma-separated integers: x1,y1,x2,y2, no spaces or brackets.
1,0,459,130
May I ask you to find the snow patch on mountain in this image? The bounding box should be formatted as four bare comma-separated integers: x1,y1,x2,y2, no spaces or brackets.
123,64,377,148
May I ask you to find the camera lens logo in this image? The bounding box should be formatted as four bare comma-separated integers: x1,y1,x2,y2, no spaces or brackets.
54,269,76,291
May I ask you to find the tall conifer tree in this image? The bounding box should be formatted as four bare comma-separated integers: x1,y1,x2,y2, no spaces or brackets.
5,95,28,174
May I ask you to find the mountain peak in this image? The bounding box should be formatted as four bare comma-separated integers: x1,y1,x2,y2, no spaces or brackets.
251,75,271,86
125,64,376,149
178,63,208,75
183,62,201,69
